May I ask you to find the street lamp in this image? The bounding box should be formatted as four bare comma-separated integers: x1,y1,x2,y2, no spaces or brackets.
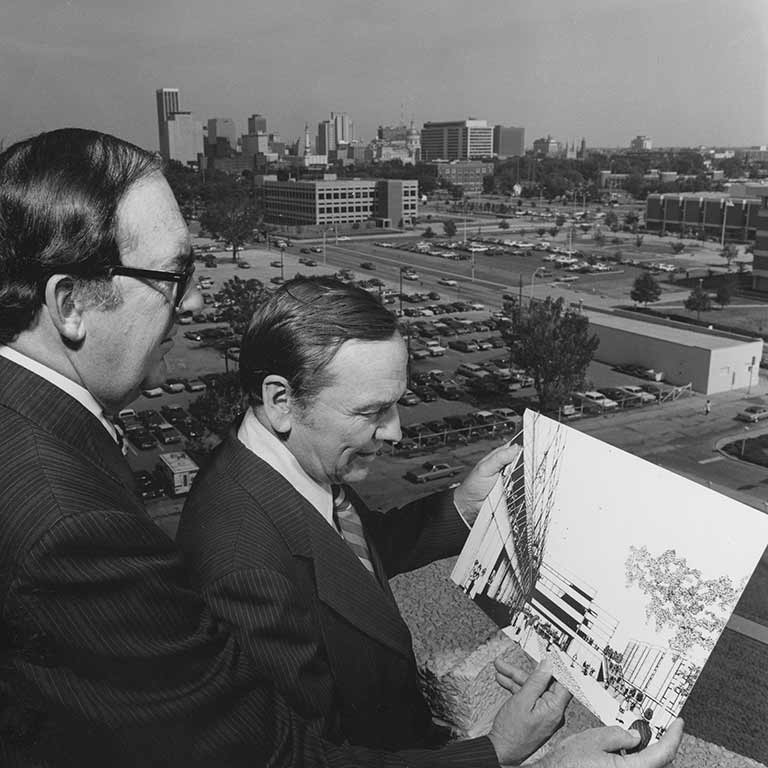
280,246,285,281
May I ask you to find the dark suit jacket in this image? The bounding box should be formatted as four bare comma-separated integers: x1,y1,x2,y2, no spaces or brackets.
177,428,489,755
0,357,496,768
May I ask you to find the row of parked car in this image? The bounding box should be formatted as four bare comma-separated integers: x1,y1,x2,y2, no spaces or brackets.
115,405,205,450
395,408,522,457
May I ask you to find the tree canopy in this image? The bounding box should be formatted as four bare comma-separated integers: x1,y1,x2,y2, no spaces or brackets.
625,545,740,656
683,285,712,320
630,273,662,306
199,189,261,262
510,297,599,413
216,275,266,334
443,219,457,237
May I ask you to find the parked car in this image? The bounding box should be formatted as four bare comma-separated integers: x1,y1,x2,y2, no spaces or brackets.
237,261,251,269
360,261,375,270
448,339,480,353
162,378,186,394
133,470,162,499
129,429,157,450
310,246,323,254
438,278,458,287
152,423,183,445
300,247,311,254
270,260,282,268
736,405,768,423
425,340,447,356
398,389,421,406
574,391,618,411
619,384,657,404
270,276,285,285
185,377,207,392
141,386,164,398
298,257,318,266
405,461,464,484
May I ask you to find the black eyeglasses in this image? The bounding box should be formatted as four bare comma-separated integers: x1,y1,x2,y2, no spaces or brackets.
104,261,196,308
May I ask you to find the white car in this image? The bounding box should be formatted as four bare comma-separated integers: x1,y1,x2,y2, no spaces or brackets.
619,385,657,404
438,278,458,287
337,235,350,241
575,391,618,410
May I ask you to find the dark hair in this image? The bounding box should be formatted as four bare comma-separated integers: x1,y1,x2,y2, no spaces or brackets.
240,276,400,406
0,128,163,344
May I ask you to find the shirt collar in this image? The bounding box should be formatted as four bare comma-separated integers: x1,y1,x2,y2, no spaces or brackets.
237,408,335,528
0,345,119,443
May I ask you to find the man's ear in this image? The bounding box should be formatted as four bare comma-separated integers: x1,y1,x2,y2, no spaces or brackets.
261,374,294,434
43,275,86,344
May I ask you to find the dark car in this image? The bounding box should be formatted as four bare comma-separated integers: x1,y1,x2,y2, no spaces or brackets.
411,384,437,402
300,247,311,254
129,429,157,450
133,470,161,499
360,261,376,270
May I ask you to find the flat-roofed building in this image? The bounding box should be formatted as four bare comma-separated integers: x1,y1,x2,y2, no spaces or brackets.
430,159,494,194
493,125,525,157
259,177,418,227
585,308,762,395
165,112,204,166
747,185,768,292
421,119,493,161
645,192,761,242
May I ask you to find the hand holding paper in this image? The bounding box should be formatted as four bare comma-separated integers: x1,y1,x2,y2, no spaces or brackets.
488,659,571,766
453,442,522,526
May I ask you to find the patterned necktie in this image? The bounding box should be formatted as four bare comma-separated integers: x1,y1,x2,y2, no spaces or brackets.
332,486,376,576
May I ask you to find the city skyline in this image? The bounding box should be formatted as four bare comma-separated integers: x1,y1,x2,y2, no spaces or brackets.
2,0,766,152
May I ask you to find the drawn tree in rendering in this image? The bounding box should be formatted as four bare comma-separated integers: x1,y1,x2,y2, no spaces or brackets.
625,546,741,656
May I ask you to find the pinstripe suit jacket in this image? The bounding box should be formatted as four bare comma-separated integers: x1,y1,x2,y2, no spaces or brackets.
0,357,496,768
177,428,494,757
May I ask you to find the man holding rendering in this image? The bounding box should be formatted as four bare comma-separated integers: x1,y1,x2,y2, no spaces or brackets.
178,276,683,763
0,129,682,767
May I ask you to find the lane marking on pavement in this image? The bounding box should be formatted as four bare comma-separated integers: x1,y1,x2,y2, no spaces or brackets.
727,614,768,645
699,455,725,464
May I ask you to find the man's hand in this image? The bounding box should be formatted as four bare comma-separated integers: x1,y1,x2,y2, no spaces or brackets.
487,659,571,766
530,718,684,768
453,442,522,525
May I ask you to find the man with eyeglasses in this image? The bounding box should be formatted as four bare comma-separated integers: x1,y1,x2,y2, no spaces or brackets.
0,129,682,768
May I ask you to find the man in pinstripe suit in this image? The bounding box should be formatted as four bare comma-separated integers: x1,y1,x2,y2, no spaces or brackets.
178,277,684,764
0,130,682,767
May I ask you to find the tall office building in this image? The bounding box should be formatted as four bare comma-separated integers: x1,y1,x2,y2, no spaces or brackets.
316,120,335,155
166,112,204,166
493,125,525,157
248,114,267,134
156,88,180,158
207,118,238,151
420,119,493,161
155,87,203,165
330,112,354,145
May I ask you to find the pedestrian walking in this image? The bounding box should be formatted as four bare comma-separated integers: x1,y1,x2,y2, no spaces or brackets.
705,399,712,415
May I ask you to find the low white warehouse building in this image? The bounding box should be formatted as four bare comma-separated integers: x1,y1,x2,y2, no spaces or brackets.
585,309,763,395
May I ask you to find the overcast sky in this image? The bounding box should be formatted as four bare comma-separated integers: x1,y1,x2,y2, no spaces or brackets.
2,0,766,152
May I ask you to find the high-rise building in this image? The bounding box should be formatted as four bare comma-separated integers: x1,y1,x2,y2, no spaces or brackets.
316,120,335,155
156,88,180,158
420,119,493,161
330,112,354,145
248,114,267,134
207,118,238,151
493,125,525,157
155,87,203,165
165,112,204,166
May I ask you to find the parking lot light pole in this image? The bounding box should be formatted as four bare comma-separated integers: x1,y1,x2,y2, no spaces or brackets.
322,229,327,265
399,270,403,315
280,246,285,281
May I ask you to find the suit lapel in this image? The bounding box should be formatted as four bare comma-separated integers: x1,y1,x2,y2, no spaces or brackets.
224,437,413,659
0,357,136,494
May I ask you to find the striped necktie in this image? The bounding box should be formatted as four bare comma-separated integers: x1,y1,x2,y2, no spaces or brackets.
332,486,376,576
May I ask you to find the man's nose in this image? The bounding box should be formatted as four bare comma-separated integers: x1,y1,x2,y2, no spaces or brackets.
377,404,402,443
179,284,204,314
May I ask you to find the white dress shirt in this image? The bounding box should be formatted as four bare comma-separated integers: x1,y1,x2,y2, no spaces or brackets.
0,345,120,444
237,409,336,530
